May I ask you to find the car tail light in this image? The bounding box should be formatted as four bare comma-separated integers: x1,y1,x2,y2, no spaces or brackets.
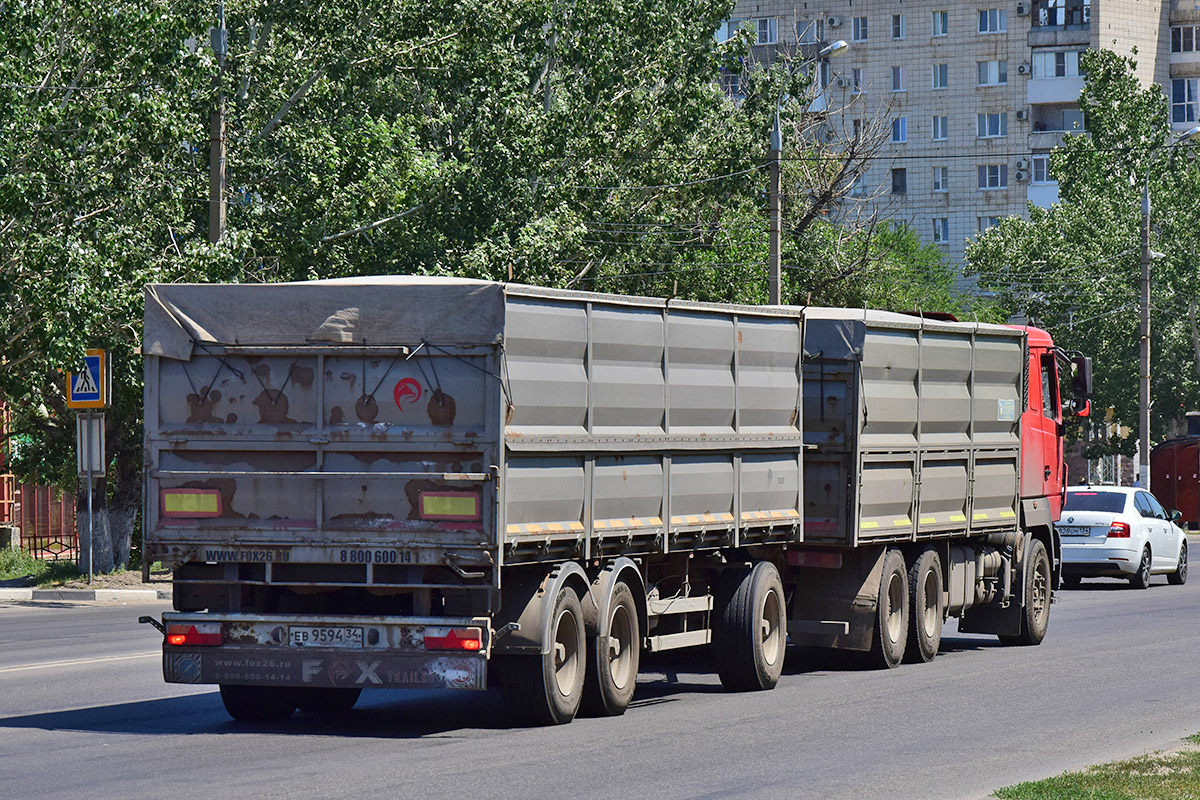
424,627,483,651
165,622,223,646
1107,521,1131,538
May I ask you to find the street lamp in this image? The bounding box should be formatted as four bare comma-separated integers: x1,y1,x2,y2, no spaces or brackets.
768,39,850,305
1138,124,1200,489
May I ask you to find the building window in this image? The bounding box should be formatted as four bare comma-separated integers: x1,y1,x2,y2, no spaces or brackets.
977,112,1008,138
977,164,1009,189
892,168,908,194
756,18,778,45
1038,0,1090,27
892,66,905,92
852,67,864,94
977,216,1002,232
978,8,1007,33
1032,155,1051,183
977,60,1008,86
852,16,868,42
1173,25,1200,53
716,19,744,42
932,116,948,140
932,63,949,89
797,18,823,44
932,166,949,191
1173,78,1200,123
892,117,908,143
1033,50,1086,78
932,11,948,36
932,217,949,243
852,118,864,139
892,14,906,39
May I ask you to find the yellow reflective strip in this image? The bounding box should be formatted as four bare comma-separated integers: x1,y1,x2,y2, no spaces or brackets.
594,520,608,529
973,513,989,520
739,513,753,520
506,524,522,534
649,517,663,526
919,517,937,525
670,516,684,524
893,518,911,527
784,509,799,518
949,514,967,522
162,492,220,515
1000,510,1016,518
546,523,564,532
608,519,626,528
722,513,735,521
702,514,716,523
526,523,542,533
687,515,701,524
756,511,769,519
860,521,880,529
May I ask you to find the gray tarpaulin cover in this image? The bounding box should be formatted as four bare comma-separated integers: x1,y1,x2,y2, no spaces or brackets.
143,276,506,360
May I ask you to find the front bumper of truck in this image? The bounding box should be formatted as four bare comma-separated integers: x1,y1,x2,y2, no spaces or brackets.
153,612,491,691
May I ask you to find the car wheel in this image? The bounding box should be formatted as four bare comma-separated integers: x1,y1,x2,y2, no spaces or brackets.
1129,546,1151,590
1167,542,1188,586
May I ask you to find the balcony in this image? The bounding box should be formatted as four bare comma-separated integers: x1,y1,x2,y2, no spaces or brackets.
1029,0,1091,47
1028,75,1086,104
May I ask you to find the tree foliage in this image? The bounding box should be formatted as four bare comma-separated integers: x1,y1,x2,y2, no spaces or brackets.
966,48,1200,453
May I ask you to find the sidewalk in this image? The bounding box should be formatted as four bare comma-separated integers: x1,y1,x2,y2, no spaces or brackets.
0,586,170,602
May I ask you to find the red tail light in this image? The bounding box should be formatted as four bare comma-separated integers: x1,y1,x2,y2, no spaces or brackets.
424,627,483,651
165,623,223,646
1107,521,1131,538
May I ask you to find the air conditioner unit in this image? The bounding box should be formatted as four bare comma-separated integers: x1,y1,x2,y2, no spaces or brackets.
1015,169,1029,182
1017,62,1031,75
1016,108,1029,121
1016,158,1030,170
827,15,842,27
1016,2,1030,16
836,76,849,87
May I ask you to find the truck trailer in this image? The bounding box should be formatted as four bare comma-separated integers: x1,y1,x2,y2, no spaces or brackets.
140,278,1089,724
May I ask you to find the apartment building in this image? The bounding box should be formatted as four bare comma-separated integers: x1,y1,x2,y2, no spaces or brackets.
724,1,1178,265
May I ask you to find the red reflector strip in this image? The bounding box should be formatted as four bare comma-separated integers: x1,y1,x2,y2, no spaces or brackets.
161,488,223,518
165,623,223,646
424,627,483,651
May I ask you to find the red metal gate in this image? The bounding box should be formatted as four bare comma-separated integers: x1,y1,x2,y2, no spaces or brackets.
18,485,78,560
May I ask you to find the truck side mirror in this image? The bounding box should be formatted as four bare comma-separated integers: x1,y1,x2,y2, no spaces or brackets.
1071,356,1092,402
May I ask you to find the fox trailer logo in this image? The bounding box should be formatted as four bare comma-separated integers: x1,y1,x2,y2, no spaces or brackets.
393,378,423,410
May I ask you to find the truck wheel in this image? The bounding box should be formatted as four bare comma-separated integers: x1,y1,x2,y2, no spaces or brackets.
500,583,586,725
713,561,787,691
1167,542,1188,585
1129,546,1152,590
905,548,943,664
999,538,1051,646
866,548,908,669
582,581,641,716
219,684,297,721
295,688,361,713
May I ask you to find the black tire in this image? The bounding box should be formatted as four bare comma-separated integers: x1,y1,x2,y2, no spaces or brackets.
712,561,787,691
500,583,586,725
999,538,1051,646
1129,546,1152,590
1168,542,1188,586
1060,574,1081,590
581,581,641,717
866,548,909,668
219,684,297,722
295,687,361,713
905,548,943,664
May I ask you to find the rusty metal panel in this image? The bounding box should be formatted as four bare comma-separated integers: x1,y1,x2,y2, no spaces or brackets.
802,456,847,543
667,313,734,434
591,307,665,435
156,354,319,434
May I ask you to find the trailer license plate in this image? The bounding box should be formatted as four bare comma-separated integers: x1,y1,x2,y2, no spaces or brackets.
1058,526,1089,536
289,626,364,648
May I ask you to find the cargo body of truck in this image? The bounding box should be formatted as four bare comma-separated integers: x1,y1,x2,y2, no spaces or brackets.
141,278,1089,724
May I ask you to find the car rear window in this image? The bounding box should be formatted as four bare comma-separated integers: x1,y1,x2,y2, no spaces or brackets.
1064,491,1125,513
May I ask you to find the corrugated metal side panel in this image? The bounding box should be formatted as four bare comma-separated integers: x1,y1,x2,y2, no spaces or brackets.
667,313,734,434
970,455,1019,527
858,458,915,540
919,333,972,448
737,317,802,434
591,307,666,435
972,335,1022,448
504,299,588,436
859,328,919,449
916,455,969,535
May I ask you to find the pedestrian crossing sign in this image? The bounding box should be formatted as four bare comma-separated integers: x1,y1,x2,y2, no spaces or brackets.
66,349,109,409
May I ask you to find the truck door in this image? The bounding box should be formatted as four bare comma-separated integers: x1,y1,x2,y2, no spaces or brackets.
1021,347,1064,515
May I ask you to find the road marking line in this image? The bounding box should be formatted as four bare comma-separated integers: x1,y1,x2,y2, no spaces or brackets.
0,651,160,674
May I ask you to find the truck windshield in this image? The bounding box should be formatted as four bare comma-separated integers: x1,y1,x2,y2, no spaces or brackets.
1063,491,1125,513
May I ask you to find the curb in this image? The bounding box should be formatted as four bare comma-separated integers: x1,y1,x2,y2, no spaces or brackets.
0,588,170,602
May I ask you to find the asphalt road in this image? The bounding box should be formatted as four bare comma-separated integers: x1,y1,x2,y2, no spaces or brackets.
2,541,1197,800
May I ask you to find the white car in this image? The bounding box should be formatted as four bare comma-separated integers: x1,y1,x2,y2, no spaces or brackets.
1058,486,1189,589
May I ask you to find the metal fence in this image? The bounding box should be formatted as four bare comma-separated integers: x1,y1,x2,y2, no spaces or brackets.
18,485,78,561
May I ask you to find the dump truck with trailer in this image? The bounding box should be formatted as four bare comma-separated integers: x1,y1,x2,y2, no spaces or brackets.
140,278,1089,724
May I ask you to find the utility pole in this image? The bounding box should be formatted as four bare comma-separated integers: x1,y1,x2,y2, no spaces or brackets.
209,1,228,245
768,119,782,305
1139,180,1151,490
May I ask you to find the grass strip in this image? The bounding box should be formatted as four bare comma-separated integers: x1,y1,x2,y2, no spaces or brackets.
995,735,1200,799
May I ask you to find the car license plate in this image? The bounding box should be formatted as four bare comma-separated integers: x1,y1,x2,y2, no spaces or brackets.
289,626,364,648
1058,525,1089,536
